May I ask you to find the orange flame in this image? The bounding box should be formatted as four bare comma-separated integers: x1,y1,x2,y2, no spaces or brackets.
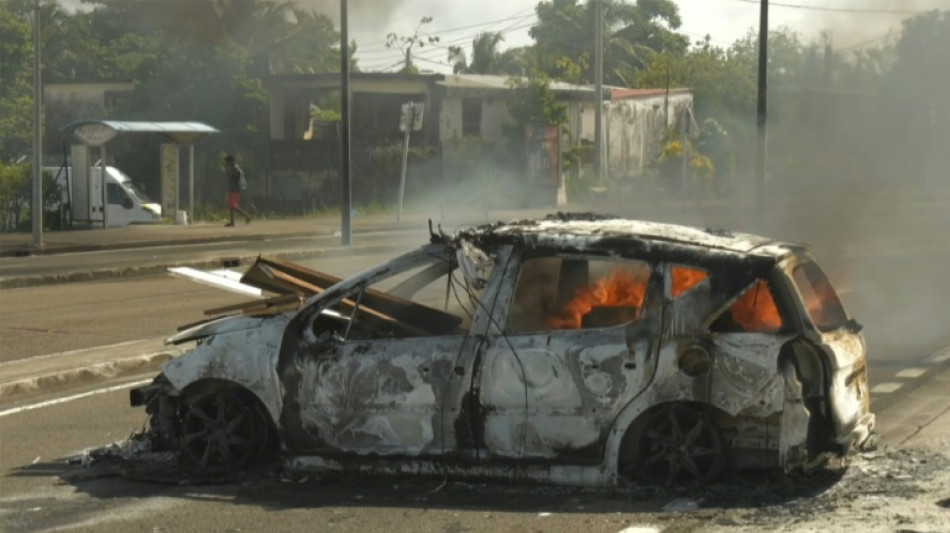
728,280,782,332
548,267,649,329
671,266,707,298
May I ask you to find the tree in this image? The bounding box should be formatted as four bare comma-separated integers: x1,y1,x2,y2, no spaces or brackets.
385,16,439,74
506,71,568,127
529,0,687,86
449,31,505,74
0,2,34,162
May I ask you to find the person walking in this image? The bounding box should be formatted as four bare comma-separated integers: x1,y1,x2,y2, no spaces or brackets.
224,154,251,226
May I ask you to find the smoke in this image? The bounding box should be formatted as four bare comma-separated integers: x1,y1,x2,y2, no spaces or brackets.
291,0,409,34
793,0,948,49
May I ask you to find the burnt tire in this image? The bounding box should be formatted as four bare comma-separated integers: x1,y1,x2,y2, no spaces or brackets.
624,403,727,489
179,389,270,474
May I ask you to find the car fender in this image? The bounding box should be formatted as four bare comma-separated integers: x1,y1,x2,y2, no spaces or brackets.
161,314,289,424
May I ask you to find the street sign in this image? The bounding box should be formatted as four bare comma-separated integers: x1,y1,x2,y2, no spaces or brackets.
399,102,425,132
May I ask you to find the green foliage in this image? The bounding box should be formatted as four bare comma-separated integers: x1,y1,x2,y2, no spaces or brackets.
506,72,568,127
309,104,341,122
529,0,687,85
0,3,34,161
448,31,527,75
0,163,62,232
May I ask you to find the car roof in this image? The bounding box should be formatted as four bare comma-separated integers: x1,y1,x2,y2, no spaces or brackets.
460,213,802,260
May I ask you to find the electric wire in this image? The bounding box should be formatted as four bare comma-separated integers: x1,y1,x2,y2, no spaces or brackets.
726,0,936,15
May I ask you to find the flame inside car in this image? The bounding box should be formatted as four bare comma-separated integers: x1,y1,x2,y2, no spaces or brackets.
548,266,649,329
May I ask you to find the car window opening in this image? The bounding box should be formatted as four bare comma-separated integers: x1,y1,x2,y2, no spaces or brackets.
710,279,783,334
670,265,708,298
508,257,651,332
792,262,848,332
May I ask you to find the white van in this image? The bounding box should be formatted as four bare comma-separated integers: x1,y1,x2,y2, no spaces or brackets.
46,166,162,227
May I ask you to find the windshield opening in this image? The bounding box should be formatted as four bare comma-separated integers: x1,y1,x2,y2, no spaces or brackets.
792,261,848,332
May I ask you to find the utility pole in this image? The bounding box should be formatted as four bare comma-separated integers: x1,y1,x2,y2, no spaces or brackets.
339,0,352,245
593,0,604,180
755,0,769,212
31,0,44,248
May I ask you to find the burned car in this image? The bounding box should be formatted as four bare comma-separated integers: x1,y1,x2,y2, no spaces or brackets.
131,213,876,488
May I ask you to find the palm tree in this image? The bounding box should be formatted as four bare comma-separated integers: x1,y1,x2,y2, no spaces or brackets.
448,31,510,74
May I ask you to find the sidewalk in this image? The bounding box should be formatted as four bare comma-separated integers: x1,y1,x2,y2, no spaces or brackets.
0,212,419,258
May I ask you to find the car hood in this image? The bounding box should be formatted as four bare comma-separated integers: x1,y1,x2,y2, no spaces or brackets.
166,314,280,345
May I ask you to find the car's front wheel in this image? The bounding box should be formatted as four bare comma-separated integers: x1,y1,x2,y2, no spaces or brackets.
179,389,271,473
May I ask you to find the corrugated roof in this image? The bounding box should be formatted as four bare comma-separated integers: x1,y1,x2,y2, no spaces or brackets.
610,88,691,100
438,74,690,100
60,120,219,134
438,74,624,95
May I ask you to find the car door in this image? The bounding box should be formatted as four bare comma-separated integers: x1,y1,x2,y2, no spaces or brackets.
106,181,134,227
656,261,794,422
474,251,662,464
279,245,502,460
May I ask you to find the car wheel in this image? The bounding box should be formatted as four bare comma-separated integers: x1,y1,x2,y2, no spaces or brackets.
179,389,269,473
630,403,727,488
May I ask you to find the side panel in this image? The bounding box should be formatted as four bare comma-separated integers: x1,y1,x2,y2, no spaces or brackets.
291,335,473,456
479,326,655,462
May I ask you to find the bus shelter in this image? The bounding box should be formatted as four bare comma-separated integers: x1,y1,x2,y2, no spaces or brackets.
60,120,219,227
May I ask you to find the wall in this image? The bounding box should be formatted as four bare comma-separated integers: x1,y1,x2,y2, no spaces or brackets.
601,92,692,180
44,81,134,108
439,97,516,150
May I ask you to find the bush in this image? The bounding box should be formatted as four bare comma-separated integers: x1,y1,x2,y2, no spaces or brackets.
0,162,62,232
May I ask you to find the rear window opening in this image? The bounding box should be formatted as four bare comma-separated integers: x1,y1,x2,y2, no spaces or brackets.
709,279,783,334
792,261,848,332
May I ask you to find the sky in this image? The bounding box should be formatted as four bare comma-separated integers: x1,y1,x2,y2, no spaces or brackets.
61,0,949,73
294,0,947,73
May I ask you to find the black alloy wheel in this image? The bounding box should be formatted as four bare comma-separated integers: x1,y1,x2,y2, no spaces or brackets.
180,390,268,473
634,403,727,488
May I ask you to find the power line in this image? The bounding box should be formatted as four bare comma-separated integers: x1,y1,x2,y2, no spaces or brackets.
357,11,536,50
357,20,537,69
726,0,937,15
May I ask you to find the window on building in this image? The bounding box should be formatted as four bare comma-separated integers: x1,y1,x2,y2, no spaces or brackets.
462,99,482,137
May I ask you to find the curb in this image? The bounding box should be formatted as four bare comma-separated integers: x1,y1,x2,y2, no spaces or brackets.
0,229,330,258
0,242,408,289
0,348,185,404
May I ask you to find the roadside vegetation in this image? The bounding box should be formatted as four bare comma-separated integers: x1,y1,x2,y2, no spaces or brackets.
1,1,948,228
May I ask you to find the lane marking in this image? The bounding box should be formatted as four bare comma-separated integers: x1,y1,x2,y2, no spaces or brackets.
871,382,903,394
929,348,950,363
0,379,150,418
895,367,928,379
0,339,155,368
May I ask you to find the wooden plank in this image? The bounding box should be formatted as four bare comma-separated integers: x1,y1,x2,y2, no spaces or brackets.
247,256,462,335
204,293,302,316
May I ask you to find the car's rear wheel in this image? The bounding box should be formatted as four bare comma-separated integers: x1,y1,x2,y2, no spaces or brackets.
179,389,269,473
627,403,727,488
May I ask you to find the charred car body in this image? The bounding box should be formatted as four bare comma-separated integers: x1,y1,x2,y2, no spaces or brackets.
131,213,876,488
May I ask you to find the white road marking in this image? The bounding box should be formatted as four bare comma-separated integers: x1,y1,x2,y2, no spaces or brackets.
0,339,151,368
928,348,950,363
871,382,903,394
895,368,928,379
0,379,150,418
617,527,660,533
